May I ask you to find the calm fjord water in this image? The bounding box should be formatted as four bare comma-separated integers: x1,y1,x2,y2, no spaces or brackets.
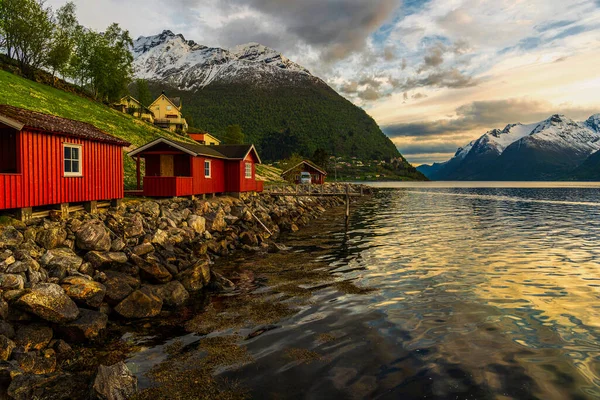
134,183,600,399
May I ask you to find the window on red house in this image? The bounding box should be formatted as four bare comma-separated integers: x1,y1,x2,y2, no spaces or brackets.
0,128,18,173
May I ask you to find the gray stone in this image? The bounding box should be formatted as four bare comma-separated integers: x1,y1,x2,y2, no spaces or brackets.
0,274,25,290
188,215,206,235
35,228,67,250
85,251,128,269
103,272,138,305
138,201,160,218
0,227,23,248
15,324,53,351
176,258,211,292
131,254,172,284
114,287,162,319
75,220,111,252
61,276,106,308
39,248,83,271
93,362,138,400
0,321,15,339
154,281,189,308
15,283,80,324
58,308,108,341
0,335,15,360
205,210,227,232
132,243,154,256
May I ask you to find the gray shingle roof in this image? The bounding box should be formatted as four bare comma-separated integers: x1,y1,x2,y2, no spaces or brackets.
0,104,130,146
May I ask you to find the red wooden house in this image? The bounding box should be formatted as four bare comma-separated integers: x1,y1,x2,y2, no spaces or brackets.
281,160,327,184
128,137,263,198
0,105,130,219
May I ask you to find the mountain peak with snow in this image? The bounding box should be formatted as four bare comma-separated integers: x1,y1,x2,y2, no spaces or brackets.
417,112,600,181
132,31,313,90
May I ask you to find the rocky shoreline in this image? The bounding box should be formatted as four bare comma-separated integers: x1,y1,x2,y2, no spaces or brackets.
0,183,368,399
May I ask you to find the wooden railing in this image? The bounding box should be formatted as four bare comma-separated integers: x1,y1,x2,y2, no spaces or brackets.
143,176,193,197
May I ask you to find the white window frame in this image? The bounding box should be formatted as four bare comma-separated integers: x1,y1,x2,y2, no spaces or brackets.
166,105,172,111
245,162,252,179
63,143,83,177
204,160,211,178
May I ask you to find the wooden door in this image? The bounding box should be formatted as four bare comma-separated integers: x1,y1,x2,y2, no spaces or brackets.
160,155,174,177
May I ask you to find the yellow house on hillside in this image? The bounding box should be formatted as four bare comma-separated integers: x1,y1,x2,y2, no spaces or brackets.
115,95,154,123
149,92,188,133
188,131,221,145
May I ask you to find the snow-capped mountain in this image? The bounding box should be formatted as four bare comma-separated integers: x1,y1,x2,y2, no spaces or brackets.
132,30,315,90
417,113,600,181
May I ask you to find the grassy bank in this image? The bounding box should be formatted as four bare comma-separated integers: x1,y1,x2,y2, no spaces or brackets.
0,70,193,188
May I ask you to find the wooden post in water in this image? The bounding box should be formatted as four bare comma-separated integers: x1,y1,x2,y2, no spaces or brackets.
345,183,350,224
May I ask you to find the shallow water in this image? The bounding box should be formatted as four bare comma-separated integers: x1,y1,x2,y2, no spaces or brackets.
130,183,600,399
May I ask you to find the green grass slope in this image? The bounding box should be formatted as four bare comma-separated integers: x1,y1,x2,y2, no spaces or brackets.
144,82,409,163
0,70,192,188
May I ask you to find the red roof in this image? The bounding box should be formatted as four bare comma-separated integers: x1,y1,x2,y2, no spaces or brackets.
0,104,130,146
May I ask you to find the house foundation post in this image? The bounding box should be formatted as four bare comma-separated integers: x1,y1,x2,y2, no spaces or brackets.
136,155,141,191
17,208,32,222
111,199,122,208
59,203,69,219
84,201,98,215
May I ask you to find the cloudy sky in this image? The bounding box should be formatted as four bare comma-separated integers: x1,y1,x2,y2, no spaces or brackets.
47,0,600,165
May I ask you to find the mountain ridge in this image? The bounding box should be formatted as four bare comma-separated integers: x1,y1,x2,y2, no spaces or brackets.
417,113,600,181
129,31,423,179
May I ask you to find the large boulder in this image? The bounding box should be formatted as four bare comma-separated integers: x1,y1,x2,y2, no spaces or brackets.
0,274,25,290
7,372,86,400
176,258,211,292
75,220,111,252
15,324,53,351
0,335,15,360
137,201,160,218
132,243,154,256
93,362,138,400
12,348,56,374
0,227,23,248
35,228,67,250
187,215,206,235
61,276,106,308
39,248,83,272
153,281,189,308
85,252,128,269
58,308,108,341
131,254,172,284
205,210,227,232
114,287,162,319
102,272,139,305
15,283,80,324
160,207,184,226
122,215,145,239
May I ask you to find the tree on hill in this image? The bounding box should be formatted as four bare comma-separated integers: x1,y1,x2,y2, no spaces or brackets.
279,153,304,182
0,0,54,77
136,78,152,107
223,124,244,144
46,1,78,80
311,148,329,171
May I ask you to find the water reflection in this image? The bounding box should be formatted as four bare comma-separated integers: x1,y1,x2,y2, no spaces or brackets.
131,185,600,399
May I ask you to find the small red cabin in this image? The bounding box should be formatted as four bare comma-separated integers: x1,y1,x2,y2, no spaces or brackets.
281,160,327,184
0,105,130,217
128,138,263,197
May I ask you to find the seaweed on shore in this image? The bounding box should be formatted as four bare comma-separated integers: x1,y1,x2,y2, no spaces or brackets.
134,335,252,400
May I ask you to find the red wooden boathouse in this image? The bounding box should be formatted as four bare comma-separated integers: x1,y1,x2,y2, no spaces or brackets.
281,160,327,184
0,105,130,217
128,137,263,198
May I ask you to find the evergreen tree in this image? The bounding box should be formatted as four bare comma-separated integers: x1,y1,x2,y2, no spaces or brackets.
223,124,245,144
136,78,152,107
311,148,330,170
0,0,54,77
46,1,77,80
